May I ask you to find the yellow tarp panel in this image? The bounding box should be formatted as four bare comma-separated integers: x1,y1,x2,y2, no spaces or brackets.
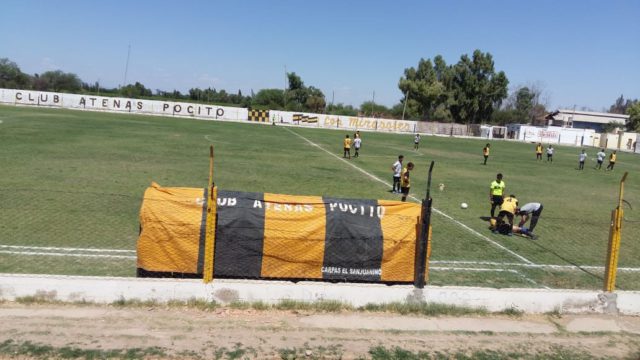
379,200,421,282
136,182,205,274
261,193,326,279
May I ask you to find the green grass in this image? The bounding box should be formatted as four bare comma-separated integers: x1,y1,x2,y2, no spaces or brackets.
0,339,167,360
367,345,607,360
0,104,639,289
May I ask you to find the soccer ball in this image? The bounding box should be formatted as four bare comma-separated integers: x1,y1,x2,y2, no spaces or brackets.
460,202,468,209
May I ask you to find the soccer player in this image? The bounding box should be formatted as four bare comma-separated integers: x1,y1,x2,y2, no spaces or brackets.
391,155,404,193
606,150,617,171
400,162,415,202
489,173,505,218
353,136,362,158
489,219,536,239
414,134,421,150
595,149,606,169
343,135,351,159
546,145,554,162
495,194,518,235
518,202,543,234
578,149,587,170
535,143,543,161
482,143,490,165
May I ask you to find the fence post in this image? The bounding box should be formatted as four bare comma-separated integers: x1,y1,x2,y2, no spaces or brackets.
203,146,217,283
414,161,435,288
603,172,628,292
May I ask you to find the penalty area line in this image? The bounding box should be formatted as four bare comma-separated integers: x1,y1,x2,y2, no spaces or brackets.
282,127,536,267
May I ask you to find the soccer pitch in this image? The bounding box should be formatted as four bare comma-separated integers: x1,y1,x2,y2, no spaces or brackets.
0,105,638,290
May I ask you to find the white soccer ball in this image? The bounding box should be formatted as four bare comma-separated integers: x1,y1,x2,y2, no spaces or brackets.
460,202,468,209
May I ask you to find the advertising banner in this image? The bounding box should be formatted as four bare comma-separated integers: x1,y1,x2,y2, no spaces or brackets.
137,184,422,283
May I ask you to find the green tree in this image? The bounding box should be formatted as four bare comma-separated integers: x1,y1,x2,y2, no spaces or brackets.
398,57,450,120
0,58,30,89
326,103,358,116
305,86,326,113
360,101,390,117
283,72,326,113
625,100,640,132
40,70,82,92
252,89,284,109
515,87,534,123
490,109,519,125
120,82,152,98
449,50,509,124
609,94,633,114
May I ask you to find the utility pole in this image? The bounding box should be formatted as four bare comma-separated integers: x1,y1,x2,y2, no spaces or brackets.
283,65,287,109
371,91,375,117
123,44,131,88
402,90,410,120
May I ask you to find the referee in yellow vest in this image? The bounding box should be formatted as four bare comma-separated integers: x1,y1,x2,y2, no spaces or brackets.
489,173,505,218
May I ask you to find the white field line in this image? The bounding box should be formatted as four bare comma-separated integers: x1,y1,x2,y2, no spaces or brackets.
431,260,640,272
0,244,135,253
283,127,535,266
0,250,135,259
431,267,546,288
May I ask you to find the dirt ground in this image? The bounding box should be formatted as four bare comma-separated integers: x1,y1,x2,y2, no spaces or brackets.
1,303,640,359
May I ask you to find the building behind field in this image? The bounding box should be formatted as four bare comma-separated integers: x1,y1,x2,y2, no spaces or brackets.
543,109,629,132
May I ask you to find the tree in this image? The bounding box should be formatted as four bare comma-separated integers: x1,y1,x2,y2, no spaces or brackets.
449,50,509,124
39,70,82,92
0,58,30,89
283,72,326,113
360,101,390,117
626,100,640,132
120,82,152,98
398,57,451,120
514,87,534,123
252,89,284,109
305,86,326,113
326,103,358,116
609,94,633,114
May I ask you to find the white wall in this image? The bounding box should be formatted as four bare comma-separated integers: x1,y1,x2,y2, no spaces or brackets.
516,125,595,146
0,89,248,121
1,275,638,315
0,89,416,133
268,110,417,133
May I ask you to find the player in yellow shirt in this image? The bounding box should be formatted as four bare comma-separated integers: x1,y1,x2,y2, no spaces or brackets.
495,194,518,235
483,143,490,165
343,135,351,159
605,150,617,171
400,162,415,202
535,143,543,161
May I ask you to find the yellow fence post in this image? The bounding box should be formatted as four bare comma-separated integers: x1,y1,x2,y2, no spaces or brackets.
603,172,628,292
203,146,217,283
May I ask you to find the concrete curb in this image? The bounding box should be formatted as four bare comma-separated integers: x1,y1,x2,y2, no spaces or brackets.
1,274,639,315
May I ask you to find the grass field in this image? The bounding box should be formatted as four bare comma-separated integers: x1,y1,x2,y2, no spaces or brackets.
0,104,638,290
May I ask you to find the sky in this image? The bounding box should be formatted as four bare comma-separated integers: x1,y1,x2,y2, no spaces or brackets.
1,0,638,111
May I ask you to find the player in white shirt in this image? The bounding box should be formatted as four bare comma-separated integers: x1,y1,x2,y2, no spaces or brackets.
596,149,606,169
391,155,404,193
353,137,362,158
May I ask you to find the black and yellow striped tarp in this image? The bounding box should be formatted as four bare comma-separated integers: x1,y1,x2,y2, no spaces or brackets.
137,183,422,283
248,109,269,122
